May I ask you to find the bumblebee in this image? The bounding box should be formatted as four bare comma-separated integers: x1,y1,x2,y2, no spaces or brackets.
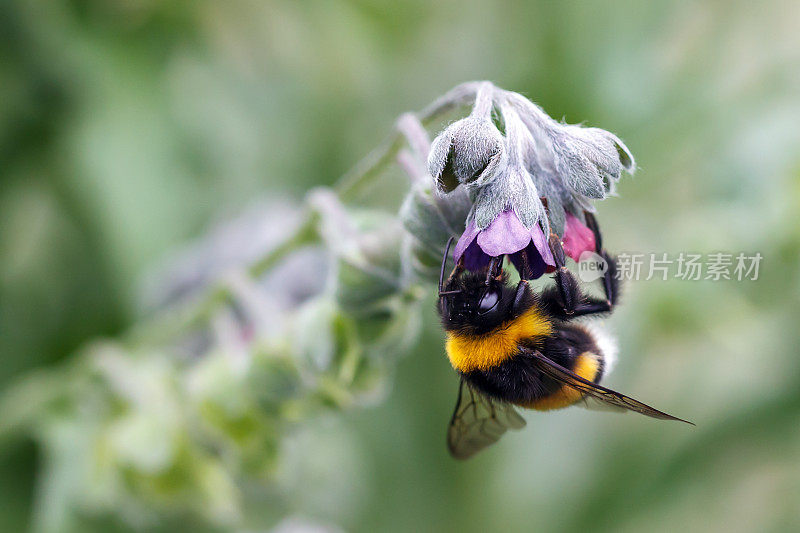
438,214,691,459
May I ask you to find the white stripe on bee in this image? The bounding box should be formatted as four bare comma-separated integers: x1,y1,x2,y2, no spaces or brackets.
584,321,618,375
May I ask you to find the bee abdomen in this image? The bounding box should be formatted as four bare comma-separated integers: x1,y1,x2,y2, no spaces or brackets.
460,323,614,411
520,351,602,411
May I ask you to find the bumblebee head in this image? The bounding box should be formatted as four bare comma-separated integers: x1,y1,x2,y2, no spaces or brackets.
438,270,517,334
436,238,537,334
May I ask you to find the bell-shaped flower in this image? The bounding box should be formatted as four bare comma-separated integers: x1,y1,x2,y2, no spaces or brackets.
550,125,635,199
500,90,634,235
454,208,555,278
452,105,554,279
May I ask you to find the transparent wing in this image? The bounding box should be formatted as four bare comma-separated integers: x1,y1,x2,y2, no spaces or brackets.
523,348,693,424
447,379,527,460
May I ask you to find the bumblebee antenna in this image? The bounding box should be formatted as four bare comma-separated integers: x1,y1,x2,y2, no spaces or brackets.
439,237,455,295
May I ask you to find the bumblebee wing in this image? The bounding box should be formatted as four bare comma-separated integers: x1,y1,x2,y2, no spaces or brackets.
447,379,527,460
522,348,693,424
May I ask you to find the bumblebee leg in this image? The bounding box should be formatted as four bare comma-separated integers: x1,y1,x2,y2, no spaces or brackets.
493,255,504,279
584,211,603,251
444,257,464,288
544,219,618,320
599,251,619,307
548,233,578,315
571,299,612,317
485,256,503,287
540,267,612,320
583,211,620,307
517,249,532,279
511,279,530,316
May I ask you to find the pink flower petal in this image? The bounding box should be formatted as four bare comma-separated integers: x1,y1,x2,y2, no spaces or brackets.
562,212,596,262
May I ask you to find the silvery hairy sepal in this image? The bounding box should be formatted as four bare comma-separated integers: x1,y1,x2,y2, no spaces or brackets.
427,81,507,194
502,103,568,234
471,104,548,234
470,160,548,233
502,90,635,203
549,124,635,199
399,182,472,282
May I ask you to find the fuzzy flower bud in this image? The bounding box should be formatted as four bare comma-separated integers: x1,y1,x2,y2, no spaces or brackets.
399,182,471,281
549,125,635,199
307,189,406,315
426,86,636,279
427,82,507,194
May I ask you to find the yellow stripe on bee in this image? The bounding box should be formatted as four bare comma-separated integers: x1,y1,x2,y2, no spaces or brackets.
445,308,552,373
522,352,600,411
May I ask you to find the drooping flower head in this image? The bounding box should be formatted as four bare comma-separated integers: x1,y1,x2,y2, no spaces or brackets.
451,103,554,279
425,82,635,280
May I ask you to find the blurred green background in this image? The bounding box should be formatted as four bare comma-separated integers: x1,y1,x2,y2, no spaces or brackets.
2,1,800,531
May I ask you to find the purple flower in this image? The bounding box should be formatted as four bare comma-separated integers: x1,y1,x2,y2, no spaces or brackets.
454,209,555,279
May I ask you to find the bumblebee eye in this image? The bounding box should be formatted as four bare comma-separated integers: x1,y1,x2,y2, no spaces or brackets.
478,290,500,314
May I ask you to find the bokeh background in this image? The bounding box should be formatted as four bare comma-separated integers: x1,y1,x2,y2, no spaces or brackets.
2,1,800,532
